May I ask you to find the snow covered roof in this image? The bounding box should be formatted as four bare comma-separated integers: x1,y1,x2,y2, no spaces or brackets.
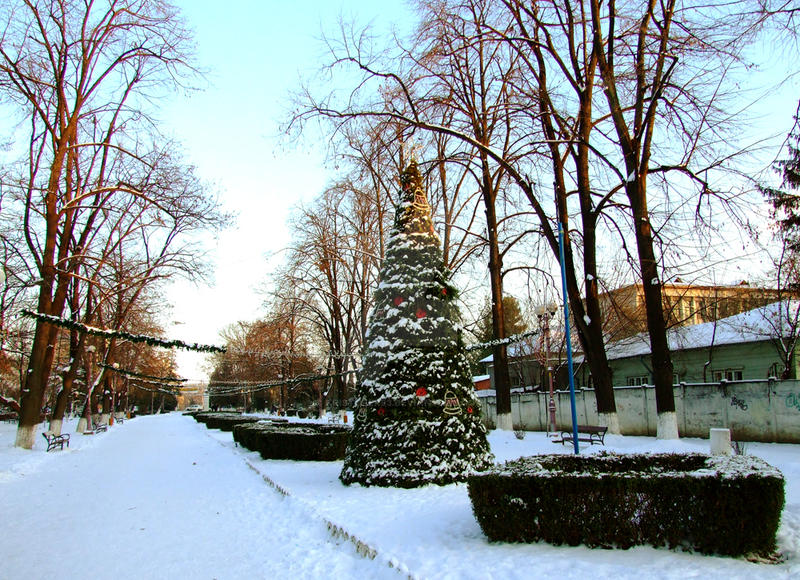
604,300,799,361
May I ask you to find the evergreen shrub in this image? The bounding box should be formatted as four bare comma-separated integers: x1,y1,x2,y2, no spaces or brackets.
233,422,351,461
193,412,260,431
467,453,784,557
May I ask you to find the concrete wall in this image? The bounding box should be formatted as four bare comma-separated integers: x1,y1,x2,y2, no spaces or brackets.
476,379,800,443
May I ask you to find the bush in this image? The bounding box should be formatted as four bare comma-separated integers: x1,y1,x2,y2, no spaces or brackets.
193,412,261,431
233,421,351,461
467,453,784,557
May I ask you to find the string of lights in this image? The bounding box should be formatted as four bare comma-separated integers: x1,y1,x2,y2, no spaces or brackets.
208,369,358,395
125,376,184,389
99,363,187,383
22,309,541,360
128,382,181,396
21,310,226,353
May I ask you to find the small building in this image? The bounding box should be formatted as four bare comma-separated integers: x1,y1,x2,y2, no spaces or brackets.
600,280,784,342
603,301,800,385
477,342,572,392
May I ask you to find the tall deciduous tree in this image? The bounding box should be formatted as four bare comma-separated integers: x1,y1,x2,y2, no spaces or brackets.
279,180,387,409
0,0,223,448
499,0,622,431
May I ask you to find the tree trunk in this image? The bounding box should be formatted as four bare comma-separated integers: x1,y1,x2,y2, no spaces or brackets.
50,389,67,436
575,87,619,432
101,373,113,425
15,317,60,448
482,160,513,430
629,179,678,439
50,329,85,435
552,140,619,432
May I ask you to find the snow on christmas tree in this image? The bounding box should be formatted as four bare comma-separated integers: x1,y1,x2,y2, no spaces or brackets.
340,160,493,488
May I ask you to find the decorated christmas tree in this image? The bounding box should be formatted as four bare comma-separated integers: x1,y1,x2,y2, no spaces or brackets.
340,160,493,488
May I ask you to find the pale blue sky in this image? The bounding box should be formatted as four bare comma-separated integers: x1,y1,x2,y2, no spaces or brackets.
162,1,415,379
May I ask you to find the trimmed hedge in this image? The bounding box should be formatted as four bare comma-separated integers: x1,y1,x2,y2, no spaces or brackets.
193,412,261,431
467,453,784,557
233,422,351,461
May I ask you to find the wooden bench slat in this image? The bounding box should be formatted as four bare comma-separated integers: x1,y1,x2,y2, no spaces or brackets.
557,425,608,446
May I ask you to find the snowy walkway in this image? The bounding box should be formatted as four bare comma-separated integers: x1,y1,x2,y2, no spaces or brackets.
0,415,392,580
3,413,800,579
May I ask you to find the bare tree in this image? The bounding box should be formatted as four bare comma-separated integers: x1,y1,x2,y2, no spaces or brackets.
278,180,386,409
496,0,625,431
291,0,535,429
291,0,794,438
0,0,225,448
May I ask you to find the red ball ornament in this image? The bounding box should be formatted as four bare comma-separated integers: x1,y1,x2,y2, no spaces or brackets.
416,308,427,319
377,407,386,416
441,287,448,296
393,296,404,306
467,406,474,414
416,387,428,398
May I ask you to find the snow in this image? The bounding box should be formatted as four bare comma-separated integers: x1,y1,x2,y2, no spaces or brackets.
604,300,800,361
2,413,799,579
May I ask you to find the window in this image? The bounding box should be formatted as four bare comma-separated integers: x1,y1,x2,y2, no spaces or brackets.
712,368,743,381
768,363,781,379
627,375,649,386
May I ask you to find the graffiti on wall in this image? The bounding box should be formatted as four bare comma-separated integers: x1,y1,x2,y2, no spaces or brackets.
786,393,800,412
730,395,748,411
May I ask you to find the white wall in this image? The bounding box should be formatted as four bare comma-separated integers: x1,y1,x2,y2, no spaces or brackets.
476,379,800,443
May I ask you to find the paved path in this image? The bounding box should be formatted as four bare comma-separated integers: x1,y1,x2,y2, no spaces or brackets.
0,414,390,580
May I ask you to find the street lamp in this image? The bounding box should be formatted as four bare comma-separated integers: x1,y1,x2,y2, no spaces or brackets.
536,303,558,435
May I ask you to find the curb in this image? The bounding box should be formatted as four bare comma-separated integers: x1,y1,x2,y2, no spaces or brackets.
202,423,418,578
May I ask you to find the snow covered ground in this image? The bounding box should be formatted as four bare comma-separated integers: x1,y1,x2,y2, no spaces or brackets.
1,414,798,579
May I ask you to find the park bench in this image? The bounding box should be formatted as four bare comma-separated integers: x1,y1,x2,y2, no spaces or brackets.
83,423,108,435
557,425,608,446
42,431,70,452
327,414,341,424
